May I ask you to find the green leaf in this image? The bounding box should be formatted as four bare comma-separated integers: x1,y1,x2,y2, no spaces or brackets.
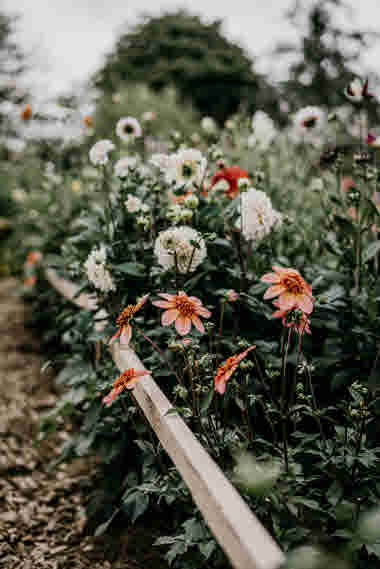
363,241,380,263
115,261,146,276
200,388,214,414
122,490,149,522
94,509,120,537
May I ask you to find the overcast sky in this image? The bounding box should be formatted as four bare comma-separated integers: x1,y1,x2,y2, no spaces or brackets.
2,0,380,102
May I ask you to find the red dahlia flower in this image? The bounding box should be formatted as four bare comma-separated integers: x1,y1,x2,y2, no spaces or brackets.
211,166,250,199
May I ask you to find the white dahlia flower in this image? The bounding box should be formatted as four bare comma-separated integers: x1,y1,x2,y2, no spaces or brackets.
249,111,277,150
154,226,207,273
201,116,217,134
238,187,282,242
114,156,138,177
150,153,170,172
293,106,326,134
166,148,207,189
125,194,143,213
344,78,372,103
89,140,115,166
84,245,115,293
116,116,142,141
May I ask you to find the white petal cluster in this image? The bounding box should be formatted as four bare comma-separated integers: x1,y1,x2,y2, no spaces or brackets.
201,116,217,134
150,153,170,172
344,78,365,103
238,187,282,242
248,111,277,150
114,156,138,177
125,194,149,213
84,245,116,293
154,226,207,273
89,140,115,166
116,116,142,141
166,148,207,188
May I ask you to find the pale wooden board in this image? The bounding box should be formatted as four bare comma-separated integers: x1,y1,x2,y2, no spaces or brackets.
45,269,285,569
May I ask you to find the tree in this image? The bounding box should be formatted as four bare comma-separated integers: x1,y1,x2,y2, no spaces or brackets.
93,10,278,124
0,12,27,144
276,0,379,112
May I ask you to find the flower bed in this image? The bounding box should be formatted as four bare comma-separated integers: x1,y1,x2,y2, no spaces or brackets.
15,90,380,568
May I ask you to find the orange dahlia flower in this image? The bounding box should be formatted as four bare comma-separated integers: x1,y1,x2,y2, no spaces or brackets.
110,294,149,346
25,251,42,266
214,345,256,395
103,368,150,405
83,115,93,128
152,291,211,335
261,266,313,314
21,104,32,121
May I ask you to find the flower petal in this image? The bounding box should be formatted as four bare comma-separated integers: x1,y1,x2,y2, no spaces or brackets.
158,292,176,301
297,295,313,314
175,315,192,336
133,369,151,378
191,314,205,334
152,300,173,309
277,292,297,311
263,284,286,300
261,272,279,283
120,325,132,345
162,308,179,326
196,306,211,318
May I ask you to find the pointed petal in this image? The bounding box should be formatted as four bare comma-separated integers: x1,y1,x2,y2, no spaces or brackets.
196,306,211,318
298,295,313,314
277,292,297,311
175,315,192,336
261,272,279,283
133,369,151,378
263,284,286,300
162,308,179,326
152,300,173,309
158,292,176,301
120,325,132,345
191,314,205,334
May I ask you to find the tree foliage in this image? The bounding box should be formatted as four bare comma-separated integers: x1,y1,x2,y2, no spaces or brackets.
93,10,278,124
277,0,379,112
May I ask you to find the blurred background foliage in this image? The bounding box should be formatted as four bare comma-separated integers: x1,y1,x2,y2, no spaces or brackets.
1,0,380,271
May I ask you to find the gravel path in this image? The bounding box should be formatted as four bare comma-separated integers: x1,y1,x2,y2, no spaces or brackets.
0,279,167,569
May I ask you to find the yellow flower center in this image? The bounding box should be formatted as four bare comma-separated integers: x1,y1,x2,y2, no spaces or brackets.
175,296,196,317
282,274,305,295
116,305,137,326
113,369,135,390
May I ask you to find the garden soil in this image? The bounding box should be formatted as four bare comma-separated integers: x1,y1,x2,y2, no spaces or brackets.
0,278,168,569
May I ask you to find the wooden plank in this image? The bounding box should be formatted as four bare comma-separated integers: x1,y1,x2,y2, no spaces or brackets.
45,269,285,569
